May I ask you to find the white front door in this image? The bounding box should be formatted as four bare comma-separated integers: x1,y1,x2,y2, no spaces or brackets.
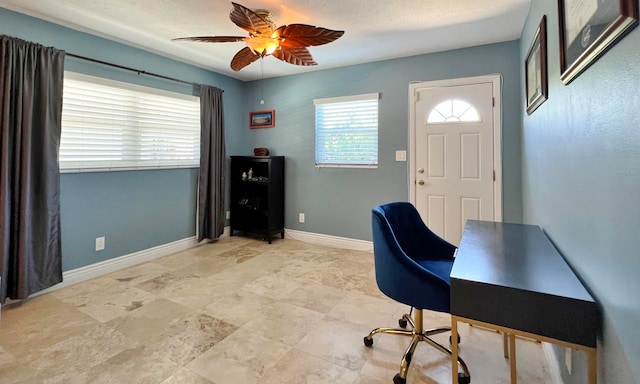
409,76,502,245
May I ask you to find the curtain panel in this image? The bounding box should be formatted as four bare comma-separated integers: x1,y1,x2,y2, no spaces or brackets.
0,35,65,303
197,85,226,242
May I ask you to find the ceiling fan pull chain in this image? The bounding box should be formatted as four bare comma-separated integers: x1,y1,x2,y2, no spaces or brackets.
260,58,265,105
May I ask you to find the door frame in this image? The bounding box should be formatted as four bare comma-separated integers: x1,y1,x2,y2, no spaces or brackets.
408,74,503,222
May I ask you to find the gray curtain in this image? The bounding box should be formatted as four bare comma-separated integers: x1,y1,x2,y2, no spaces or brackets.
0,36,65,303
197,85,226,242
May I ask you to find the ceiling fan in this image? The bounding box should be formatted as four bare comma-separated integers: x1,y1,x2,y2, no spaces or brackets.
173,2,344,71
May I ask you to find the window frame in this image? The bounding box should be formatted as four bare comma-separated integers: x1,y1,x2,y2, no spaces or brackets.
59,71,201,173
313,93,379,169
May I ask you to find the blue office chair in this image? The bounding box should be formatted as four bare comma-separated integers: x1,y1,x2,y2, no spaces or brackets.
364,202,471,384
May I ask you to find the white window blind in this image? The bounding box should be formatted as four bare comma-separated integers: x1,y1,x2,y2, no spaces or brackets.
314,93,379,168
60,72,200,171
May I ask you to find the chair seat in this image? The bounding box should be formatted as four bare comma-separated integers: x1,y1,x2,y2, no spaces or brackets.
416,259,453,285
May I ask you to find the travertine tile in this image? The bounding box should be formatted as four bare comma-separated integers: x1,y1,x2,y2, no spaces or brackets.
187,327,291,384
105,298,190,343
55,281,157,323
0,295,99,355
0,345,15,366
29,324,137,380
239,302,324,346
257,348,360,384
160,367,214,384
282,281,346,313
303,262,382,297
105,262,172,286
295,317,372,371
327,291,409,328
203,289,277,327
354,372,390,384
144,311,237,366
83,345,179,384
134,269,202,296
240,272,305,300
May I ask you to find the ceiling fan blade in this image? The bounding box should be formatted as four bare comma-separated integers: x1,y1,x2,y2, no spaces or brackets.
272,47,317,66
230,46,260,71
230,2,273,36
274,24,344,48
172,36,246,43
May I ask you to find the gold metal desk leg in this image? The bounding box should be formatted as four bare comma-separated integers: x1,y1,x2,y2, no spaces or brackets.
509,333,517,383
503,332,509,358
452,317,459,384
587,348,597,384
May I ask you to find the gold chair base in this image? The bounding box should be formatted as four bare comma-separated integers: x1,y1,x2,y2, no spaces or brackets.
364,309,471,383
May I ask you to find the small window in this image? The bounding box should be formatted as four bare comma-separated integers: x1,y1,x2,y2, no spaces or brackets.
314,93,379,168
426,99,480,124
60,72,200,171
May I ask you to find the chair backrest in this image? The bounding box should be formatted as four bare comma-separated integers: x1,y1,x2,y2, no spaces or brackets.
374,202,455,260
371,202,456,312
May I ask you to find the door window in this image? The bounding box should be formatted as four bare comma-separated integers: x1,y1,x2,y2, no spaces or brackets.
426,99,481,124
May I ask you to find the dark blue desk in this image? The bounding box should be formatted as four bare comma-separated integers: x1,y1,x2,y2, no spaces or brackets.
450,220,599,383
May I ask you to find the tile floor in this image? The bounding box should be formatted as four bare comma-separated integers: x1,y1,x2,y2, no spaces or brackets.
0,236,553,383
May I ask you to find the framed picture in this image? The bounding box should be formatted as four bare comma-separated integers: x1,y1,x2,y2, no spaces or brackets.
558,0,638,84
526,15,548,115
249,110,275,129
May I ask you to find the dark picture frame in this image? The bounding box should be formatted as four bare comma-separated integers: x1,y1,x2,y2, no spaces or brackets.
558,0,638,84
249,110,275,129
526,16,548,115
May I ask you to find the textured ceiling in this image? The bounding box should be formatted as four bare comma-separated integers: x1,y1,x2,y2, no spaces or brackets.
0,0,531,81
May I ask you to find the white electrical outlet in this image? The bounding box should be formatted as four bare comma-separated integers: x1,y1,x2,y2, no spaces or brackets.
95,236,105,251
226,211,230,219
565,347,572,374
299,213,305,223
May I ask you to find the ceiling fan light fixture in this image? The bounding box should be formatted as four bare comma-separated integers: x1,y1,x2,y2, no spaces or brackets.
246,35,280,56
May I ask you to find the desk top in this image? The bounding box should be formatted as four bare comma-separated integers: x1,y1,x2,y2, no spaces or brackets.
451,220,599,347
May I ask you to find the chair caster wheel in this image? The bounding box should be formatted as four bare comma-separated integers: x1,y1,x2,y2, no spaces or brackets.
363,336,373,347
458,372,471,384
393,373,406,384
450,334,461,344
398,317,408,328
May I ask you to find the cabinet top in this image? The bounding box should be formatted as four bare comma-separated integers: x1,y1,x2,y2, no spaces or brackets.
230,156,284,159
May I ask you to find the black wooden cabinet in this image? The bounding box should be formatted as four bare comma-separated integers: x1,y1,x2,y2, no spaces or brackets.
230,156,284,243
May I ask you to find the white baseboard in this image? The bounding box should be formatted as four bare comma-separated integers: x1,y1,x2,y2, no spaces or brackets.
542,342,565,384
284,229,373,251
35,236,199,296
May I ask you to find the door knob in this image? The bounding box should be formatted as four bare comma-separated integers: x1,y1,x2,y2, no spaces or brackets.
418,180,425,186
418,168,424,174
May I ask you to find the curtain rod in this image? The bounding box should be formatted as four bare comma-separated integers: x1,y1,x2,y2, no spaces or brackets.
65,52,223,92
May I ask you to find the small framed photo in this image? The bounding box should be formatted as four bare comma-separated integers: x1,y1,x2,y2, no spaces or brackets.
525,15,548,115
249,110,275,129
558,0,638,84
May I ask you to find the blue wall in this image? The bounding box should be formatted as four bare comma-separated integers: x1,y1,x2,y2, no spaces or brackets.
60,169,198,270
521,2,639,383
241,41,523,240
0,8,246,272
